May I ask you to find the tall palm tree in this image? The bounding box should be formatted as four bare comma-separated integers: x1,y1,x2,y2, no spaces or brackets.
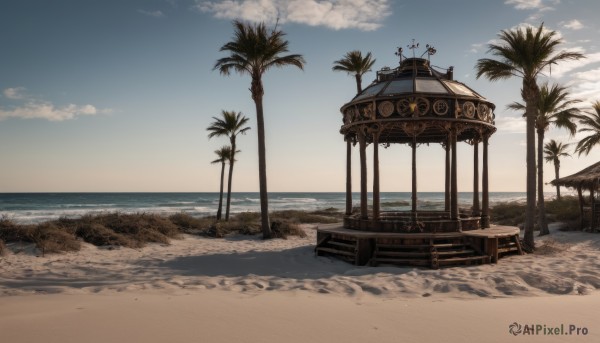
476,23,584,250
332,50,376,94
211,146,233,220
507,83,580,236
575,101,600,156
207,110,250,221
544,140,571,200
215,20,305,238
332,51,376,216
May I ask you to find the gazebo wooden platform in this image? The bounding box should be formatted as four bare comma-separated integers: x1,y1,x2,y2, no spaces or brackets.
315,225,523,268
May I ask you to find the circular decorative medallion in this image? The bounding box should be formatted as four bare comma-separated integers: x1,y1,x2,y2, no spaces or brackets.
378,101,394,117
397,97,430,117
414,97,430,116
344,109,353,124
463,101,476,118
397,99,411,117
477,103,488,120
433,100,449,116
362,103,375,120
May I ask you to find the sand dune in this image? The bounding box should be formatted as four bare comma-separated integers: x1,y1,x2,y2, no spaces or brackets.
1,223,599,342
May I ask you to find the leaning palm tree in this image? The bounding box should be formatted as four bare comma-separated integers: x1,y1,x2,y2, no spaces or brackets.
207,110,250,221
544,140,571,200
476,23,584,250
211,146,233,220
575,101,600,156
332,51,376,216
507,83,581,236
214,20,305,238
332,50,376,94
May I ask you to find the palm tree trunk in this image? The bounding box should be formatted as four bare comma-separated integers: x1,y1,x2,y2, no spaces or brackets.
225,139,235,221
252,78,271,238
537,129,549,236
355,74,362,94
524,100,536,251
217,161,225,220
554,161,561,200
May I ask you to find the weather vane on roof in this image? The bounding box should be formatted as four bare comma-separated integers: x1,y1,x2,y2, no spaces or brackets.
396,40,437,64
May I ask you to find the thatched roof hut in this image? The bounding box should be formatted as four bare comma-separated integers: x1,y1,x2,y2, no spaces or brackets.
551,161,600,231
551,161,600,190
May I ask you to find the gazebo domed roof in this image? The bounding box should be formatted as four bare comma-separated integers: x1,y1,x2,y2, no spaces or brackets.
340,57,496,144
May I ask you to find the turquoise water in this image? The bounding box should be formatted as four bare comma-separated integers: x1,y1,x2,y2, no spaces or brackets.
0,192,533,224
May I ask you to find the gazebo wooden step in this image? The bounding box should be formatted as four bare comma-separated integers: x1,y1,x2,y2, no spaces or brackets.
370,258,430,266
327,241,356,249
437,249,475,256
433,243,467,249
376,244,431,249
315,247,356,257
437,255,490,266
375,251,430,258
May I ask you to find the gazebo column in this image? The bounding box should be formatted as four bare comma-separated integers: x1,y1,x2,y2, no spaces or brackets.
450,129,459,223
481,135,490,228
358,129,368,220
345,136,353,216
445,139,450,212
411,138,418,223
472,140,480,217
372,130,381,225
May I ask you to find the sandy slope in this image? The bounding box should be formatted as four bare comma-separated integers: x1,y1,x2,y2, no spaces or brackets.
1,223,599,342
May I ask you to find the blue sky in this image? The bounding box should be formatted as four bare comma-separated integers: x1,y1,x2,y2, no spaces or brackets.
1,0,600,192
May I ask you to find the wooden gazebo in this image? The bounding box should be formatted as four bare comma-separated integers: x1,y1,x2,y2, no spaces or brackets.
316,46,523,267
551,161,600,231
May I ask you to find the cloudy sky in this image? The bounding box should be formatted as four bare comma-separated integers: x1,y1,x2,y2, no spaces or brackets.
1,0,600,193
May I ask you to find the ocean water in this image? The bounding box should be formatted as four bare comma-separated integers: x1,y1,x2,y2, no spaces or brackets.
0,192,535,224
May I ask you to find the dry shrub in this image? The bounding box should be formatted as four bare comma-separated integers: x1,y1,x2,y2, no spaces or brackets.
270,221,307,239
272,210,339,224
76,223,140,248
32,223,81,256
534,238,572,256
169,213,212,233
0,216,33,242
97,213,179,244
490,202,527,226
0,239,6,256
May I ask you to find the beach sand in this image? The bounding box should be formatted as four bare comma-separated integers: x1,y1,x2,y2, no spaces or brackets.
1,223,599,342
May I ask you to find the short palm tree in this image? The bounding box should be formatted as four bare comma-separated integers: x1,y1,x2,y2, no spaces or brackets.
211,146,233,220
575,101,600,156
332,50,376,216
544,140,571,200
332,50,376,94
207,110,250,221
215,20,305,238
476,23,584,250
507,83,580,236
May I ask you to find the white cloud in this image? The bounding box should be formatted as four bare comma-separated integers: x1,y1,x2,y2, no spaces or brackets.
505,0,542,10
560,19,583,30
0,87,111,121
197,0,391,31
495,115,526,134
138,9,165,18
548,51,600,78
0,102,109,121
3,87,27,100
